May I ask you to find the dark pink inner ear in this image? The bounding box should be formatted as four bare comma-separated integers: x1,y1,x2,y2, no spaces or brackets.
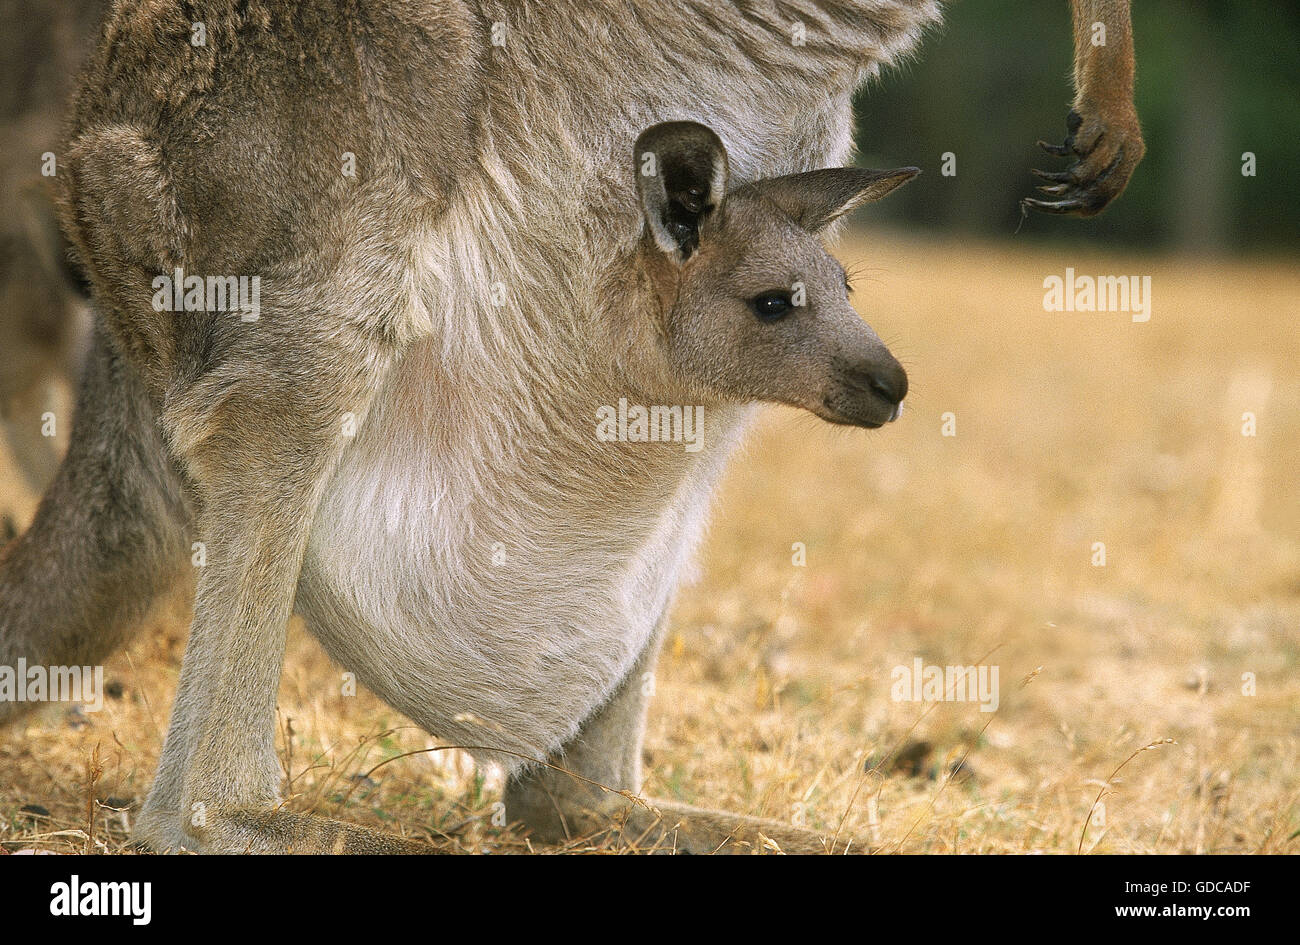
634,121,730,257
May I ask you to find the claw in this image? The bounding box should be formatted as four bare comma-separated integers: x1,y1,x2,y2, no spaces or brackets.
1036,183,1069,196
1038,139,1070,157
1030,167,1071,183
1020,196,1086,215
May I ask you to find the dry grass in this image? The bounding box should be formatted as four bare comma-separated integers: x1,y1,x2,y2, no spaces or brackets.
2,233,1297,854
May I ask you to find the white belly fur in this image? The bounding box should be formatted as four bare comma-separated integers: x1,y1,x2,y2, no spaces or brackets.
298,341,753,769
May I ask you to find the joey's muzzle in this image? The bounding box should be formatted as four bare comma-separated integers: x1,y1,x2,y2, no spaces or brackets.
820,353,908,429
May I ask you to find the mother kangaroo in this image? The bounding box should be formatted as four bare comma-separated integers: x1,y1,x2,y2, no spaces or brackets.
0,0,1142,853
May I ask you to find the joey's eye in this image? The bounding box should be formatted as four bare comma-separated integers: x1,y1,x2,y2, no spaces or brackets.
751,291,793,322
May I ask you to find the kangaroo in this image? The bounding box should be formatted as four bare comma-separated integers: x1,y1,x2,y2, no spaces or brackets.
1,0,1142,854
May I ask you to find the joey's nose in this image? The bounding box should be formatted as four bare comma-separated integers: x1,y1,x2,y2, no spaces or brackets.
828,354,909,429
861,359,908,405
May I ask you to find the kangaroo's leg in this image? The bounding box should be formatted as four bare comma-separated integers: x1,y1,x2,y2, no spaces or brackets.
0,325,192,725
130,314,428,854
505,622,858,854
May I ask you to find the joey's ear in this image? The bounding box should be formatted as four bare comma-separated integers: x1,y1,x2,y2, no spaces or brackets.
747,166,920,233
634,121,729,260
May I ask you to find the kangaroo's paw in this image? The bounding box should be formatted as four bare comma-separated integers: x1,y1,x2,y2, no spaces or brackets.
1023,104,1144,216
133,806,435,854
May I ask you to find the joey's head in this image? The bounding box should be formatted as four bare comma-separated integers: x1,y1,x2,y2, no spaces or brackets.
633,121,917,429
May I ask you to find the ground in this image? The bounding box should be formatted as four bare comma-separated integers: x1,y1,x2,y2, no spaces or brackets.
1,232,1297,854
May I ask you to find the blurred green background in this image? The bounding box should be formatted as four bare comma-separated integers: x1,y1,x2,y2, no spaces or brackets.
852,0,1300,256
